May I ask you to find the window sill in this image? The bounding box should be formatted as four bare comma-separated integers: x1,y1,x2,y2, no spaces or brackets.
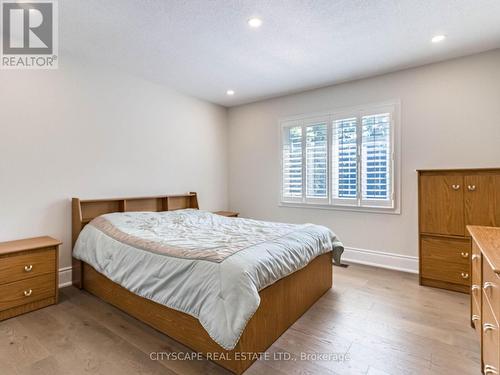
279,201,401,215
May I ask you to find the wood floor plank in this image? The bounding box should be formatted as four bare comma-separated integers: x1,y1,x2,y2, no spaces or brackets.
62,287,231,375
0,318,50,369
0,359,20,375
0,263,480,374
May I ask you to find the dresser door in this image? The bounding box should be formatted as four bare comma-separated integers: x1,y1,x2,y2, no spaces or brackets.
465,174,500,228
420,174,465,236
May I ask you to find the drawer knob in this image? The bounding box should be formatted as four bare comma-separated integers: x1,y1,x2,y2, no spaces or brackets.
451,184,460,190
23,289,33,297
24,264,33,272
472,314,480,322
485,365,499,375
484,282,494,292
468,185,476,192
461,272,469,279
460,252,469,258
483,323,496,333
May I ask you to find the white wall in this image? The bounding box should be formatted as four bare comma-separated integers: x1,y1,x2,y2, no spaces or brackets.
227,49,500,272
0,55,228,284
2,49,499,281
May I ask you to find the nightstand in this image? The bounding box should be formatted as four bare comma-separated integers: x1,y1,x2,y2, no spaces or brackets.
0,236,61,320
213,211,239,218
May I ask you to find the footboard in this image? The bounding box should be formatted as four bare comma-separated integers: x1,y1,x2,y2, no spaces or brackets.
81,251,333,374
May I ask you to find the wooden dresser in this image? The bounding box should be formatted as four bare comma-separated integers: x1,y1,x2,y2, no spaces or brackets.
0,236,61,320
418,168,500,293
468,226,500,374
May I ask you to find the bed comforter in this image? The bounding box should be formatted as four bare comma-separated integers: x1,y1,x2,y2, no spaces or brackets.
73,209,343,350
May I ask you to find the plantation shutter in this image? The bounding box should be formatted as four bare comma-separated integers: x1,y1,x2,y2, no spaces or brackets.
332,117,358,205
361,113,393,207
281,123,303,202
305,120,328,201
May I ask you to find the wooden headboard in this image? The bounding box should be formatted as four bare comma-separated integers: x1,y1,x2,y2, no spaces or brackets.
71,192,198,287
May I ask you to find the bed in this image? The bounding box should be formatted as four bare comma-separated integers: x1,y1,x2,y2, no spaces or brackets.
71,193,342,374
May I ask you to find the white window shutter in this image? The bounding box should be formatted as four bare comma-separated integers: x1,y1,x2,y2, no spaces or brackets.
361,113,393,207
305,121,328,200
281,124,303,201
332,117,358,205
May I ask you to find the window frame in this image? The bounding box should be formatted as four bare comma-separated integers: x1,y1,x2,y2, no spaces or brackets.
279,100,401,214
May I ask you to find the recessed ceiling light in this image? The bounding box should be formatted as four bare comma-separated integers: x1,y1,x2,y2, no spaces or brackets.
248,17,263,28
226,90,235,96
431,35,446,43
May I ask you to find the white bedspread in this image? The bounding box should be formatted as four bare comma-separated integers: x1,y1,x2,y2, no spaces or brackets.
73,209,342,350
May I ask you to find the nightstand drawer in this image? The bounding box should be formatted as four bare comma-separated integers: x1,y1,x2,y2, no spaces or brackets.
0,248,56,285
213,211,239,218
0,273,56,312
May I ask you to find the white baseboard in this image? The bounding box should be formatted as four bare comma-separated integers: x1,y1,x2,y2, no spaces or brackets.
342,246,418,274
58,266,72,288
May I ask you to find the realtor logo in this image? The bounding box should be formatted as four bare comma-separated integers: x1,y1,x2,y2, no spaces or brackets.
1,0,58,69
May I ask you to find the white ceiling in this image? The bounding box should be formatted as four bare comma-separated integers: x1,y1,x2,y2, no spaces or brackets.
61,0,500,107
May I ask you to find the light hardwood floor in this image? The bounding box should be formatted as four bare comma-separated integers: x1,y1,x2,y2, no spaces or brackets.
0,264,480,375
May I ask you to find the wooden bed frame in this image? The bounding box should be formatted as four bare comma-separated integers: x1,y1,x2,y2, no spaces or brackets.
71,193,333,374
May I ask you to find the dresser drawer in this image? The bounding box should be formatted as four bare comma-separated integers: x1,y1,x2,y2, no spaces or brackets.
470,284,483,315
472,296,481,338
472,241,482,286
471,239,482,300
483,259,500,316
483,294,500,374
421,236,471,265
0,248,56,285
0,273,55,312
421,259,470,285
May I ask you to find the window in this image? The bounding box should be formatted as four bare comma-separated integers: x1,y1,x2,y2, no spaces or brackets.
280,102,399,213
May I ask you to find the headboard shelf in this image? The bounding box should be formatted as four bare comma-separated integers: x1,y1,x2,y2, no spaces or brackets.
79,193,197,204
71,192,199,288
73,192,199,241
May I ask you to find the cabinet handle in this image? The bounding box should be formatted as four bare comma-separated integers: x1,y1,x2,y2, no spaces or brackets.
472,285,480,293
460,252,469,258
467,185,476,191
483,323,496,333
461,272,469,279
485,365,499,375
472,254,480,261
451,184,460,190
24,264,33,272
23,289,32,297
472,314,480,322
484,282,494,292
